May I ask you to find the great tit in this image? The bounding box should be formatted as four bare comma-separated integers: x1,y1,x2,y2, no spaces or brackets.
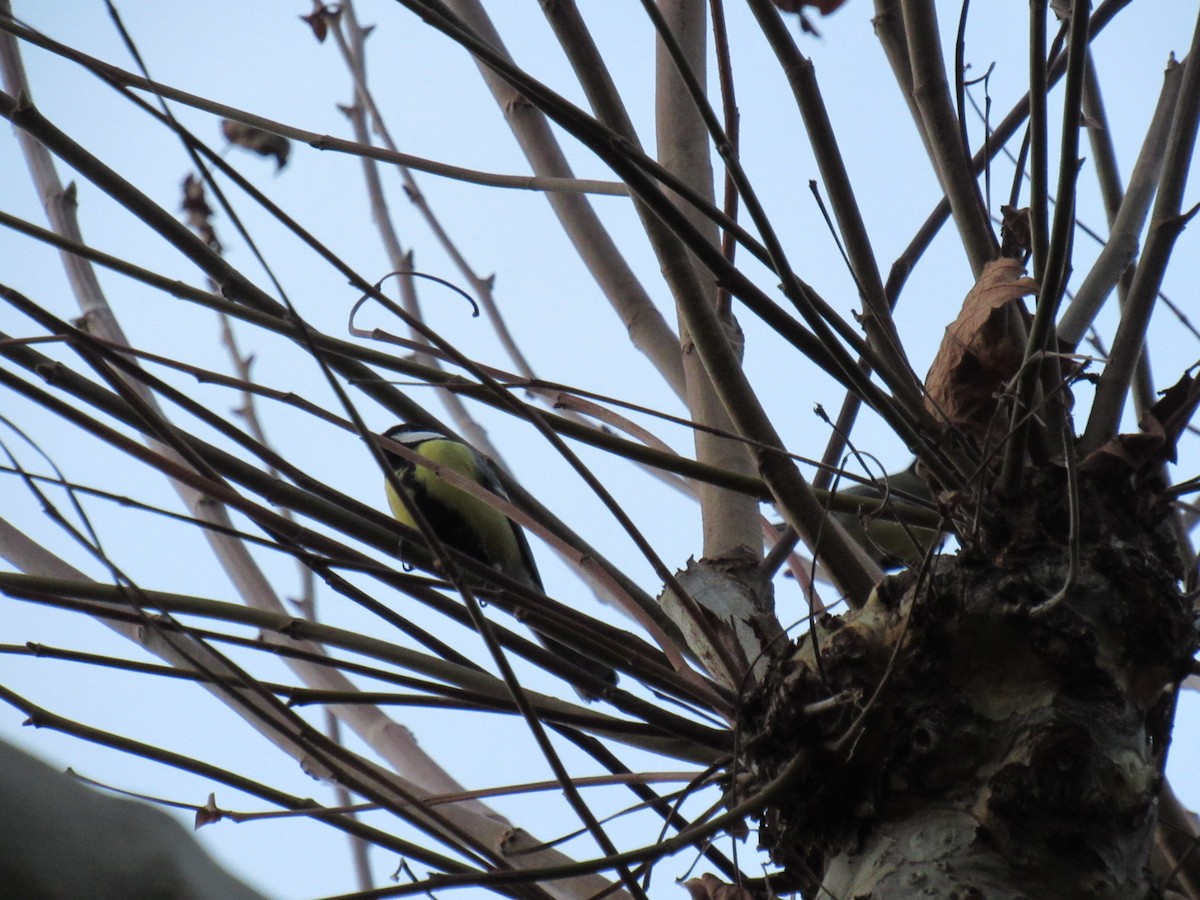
380,424,617,698
833,463,941,568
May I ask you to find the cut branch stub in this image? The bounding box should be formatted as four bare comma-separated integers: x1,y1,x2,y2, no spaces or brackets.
659,556,782,690
924,258,1038,440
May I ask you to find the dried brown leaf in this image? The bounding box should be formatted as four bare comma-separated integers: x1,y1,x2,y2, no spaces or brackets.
1079,370,1200,474
924,258,1038,438
682,873,755,900
1147,370,1200,459
180,174,220,253
299,2,336,43
1000,205,1031,259
221,119,291,171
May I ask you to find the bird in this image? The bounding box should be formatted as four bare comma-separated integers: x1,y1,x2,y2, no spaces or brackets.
379,424,617,698
832,463,941,568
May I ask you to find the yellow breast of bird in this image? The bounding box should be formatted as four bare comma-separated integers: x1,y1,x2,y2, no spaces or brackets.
385,439,523,580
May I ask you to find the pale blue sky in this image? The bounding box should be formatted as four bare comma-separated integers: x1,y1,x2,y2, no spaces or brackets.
2,2,1199,897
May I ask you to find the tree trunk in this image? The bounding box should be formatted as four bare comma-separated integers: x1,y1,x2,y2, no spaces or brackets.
741,469,1192,898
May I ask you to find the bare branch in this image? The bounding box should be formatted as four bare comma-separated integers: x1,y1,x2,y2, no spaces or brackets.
1083,14,1200,452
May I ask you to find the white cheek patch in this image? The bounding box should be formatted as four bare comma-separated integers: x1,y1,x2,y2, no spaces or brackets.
387,429,444,447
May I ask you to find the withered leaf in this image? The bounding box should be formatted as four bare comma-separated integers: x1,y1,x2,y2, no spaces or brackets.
924,258,1038,438
1000,205,1031,259
1080,370,1200,474
683,873,756,900
1146,369,1200,460
221,119,291,171
180,174,220,253
300,3,336,43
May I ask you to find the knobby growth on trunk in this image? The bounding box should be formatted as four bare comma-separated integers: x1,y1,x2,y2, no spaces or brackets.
743,469,1192,897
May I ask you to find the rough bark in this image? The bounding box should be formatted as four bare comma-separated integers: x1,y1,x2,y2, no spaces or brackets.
739,469,1193,898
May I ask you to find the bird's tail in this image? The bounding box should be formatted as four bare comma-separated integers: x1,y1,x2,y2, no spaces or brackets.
533,631,617,702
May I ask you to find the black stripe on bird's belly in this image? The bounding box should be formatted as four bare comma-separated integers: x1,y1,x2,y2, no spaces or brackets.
399,467,497,571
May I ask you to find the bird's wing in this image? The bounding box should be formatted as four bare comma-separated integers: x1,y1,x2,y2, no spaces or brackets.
471,449,545,592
